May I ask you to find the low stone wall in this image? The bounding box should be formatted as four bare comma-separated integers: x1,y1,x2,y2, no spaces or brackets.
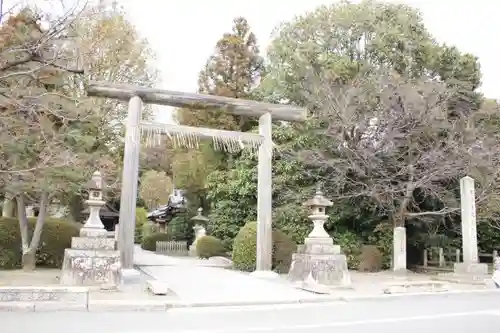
0,286,88,311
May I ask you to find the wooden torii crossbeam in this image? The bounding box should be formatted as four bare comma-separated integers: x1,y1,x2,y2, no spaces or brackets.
87,82,307,275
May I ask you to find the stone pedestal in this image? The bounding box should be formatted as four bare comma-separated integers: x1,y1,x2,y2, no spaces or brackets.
61,189,121,288
288,235,350,286
288,188,350,289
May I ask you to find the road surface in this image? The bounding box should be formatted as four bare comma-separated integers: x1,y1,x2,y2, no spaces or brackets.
2,292,500,333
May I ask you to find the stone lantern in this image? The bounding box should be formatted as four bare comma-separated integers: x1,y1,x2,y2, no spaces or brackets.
287,184,350,289
303,185,333,240
81,171,106,234
60,170,120,288
189,207,209,257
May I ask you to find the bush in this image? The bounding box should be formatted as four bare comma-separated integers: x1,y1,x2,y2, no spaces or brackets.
358,245,383,272
0,217,80,269
141,232,172,251
334,231,363,269
141,221,158,240
134,207,149,244
232,221,297,273
272,229,297,273
196,235,226,259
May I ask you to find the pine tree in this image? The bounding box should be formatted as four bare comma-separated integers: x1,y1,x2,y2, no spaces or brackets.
177,17,264,132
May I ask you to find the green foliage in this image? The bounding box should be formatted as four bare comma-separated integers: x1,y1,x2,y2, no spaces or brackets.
272,229,297,274
367,223,393,269
196,236,226,259
232,222,258,272
334,230,363,269
134,207,149,244
140,232,172,251
232,222,297,273
0,217,80,269
141,221,158,240
358,245,383,272
167,213,193,244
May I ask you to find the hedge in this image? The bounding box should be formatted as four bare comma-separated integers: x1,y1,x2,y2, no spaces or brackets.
141,232,172,251
232,221,297,273
196,235,226,259
0,217,80,269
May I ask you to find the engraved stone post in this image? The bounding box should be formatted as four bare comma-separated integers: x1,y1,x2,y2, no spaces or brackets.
393,226,406,272
256,112,273,272
118,96,142,270
189,207,209,257
460,176,478,264
454,176,488,275
25,205,35,218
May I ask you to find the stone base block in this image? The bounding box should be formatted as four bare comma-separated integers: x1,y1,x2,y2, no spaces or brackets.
146,280,170,295
80,228,108,238
298,238,341,255
189,245,197,257
121,268,141,285
454,262,489,275
60,249,121,287
71,237,115,250
288,252,350,286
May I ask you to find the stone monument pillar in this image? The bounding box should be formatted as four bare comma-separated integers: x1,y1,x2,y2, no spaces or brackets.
453,176,488,276
393,226,407,272
288,185,350,289
189,207,209,257
60,171,121,288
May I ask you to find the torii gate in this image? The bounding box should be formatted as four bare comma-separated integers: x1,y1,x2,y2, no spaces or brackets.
87,82,307,275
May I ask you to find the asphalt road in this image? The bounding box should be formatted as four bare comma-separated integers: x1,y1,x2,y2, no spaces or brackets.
2,292,500,333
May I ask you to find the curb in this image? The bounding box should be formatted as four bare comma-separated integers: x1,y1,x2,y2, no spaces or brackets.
1,287,499,312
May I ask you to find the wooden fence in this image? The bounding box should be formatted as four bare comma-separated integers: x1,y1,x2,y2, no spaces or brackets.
156,240,188,256
422,247,498,269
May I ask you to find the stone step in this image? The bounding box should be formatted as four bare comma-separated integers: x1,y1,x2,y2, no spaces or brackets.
71,236,115,250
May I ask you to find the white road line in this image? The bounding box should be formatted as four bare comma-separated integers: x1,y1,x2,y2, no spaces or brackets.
154,310,499,333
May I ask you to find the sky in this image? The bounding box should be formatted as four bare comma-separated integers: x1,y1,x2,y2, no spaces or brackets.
3,0,499,123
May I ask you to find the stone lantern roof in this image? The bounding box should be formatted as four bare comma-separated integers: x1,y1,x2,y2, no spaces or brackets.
84,171,104,190
191,207,209,224
302,185,333,208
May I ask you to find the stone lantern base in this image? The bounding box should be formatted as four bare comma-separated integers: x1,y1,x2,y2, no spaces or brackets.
60,201,121,289
288,236,350,288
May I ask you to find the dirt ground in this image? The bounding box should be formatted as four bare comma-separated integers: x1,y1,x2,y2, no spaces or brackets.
0,268,60,286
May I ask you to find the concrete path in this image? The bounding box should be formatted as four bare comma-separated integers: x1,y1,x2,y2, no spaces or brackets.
134,246,321,303
2,291,500,333
140,265,321,304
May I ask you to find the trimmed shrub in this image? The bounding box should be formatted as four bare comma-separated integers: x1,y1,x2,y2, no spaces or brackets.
134,207,149,244
141,221,158,240
141,232,172,251
0,217,80,269
196,235,226,259
358,245,383,272
272,229,297,274
232,222,258,271
232,221,297,273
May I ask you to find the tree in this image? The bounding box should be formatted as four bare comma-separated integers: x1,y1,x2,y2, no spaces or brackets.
177,16,264,132
139,170,173,209
295,68,500,267
0,1,158,269
173,17,264,199
256,0,487,268
262,0,480,110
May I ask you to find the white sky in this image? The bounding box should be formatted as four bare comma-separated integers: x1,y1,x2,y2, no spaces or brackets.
4,0,499,123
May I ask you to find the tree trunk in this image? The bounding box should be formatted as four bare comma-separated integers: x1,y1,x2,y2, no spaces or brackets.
22,250,36,271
